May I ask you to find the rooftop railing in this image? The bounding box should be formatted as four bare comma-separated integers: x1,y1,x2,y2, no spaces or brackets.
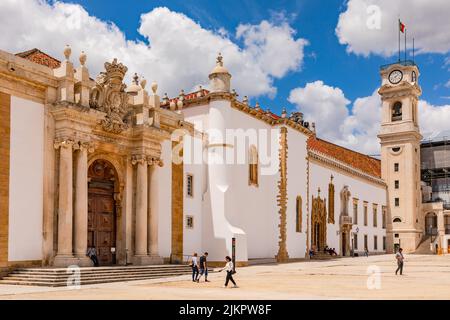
380,60,416,71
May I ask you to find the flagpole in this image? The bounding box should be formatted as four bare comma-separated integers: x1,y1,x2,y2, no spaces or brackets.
404,27,407,62
413,38,415,64
398,19,400,62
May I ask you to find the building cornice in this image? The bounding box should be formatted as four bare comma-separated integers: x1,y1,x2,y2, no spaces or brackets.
308,150,386,187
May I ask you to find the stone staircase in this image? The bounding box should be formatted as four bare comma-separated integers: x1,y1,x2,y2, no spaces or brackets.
414,235,436,254
0,264,192,287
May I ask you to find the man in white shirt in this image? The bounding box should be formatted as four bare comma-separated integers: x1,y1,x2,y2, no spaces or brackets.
395,248,404,275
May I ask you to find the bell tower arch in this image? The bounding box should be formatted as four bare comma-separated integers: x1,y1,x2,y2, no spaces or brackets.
378,61,422,253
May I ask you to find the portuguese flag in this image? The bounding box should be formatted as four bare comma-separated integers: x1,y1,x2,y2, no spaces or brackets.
399,20,405,33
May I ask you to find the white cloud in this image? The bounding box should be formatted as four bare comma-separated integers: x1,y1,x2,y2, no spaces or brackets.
336,0,450,57
288,80,351,144
419,101,450,140
289,81,450,155
236,20,308,78
0,0,308,97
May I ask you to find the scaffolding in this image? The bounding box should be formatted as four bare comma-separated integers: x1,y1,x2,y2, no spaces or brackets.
421,131,450,209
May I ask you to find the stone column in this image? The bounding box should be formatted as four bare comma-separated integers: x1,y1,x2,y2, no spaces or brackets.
133,156,149,262
148,159,163,264
73,142,91,266
54,140,74,265
437,211,445,254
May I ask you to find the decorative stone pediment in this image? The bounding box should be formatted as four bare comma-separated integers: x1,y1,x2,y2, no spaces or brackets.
90,58,130,133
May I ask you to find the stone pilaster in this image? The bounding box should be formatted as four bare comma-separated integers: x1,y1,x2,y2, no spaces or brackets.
133,155,148,258
147,158,164,264
73,141,93,266
171,140,184,263
0,93,10,267
54,139,75,266
276,127,289,262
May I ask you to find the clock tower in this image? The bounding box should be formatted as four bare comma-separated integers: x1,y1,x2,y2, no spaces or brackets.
377,61,422,253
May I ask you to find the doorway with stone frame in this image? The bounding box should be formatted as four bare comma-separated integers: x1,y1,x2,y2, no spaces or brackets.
311,194,327,252
87,159,120,266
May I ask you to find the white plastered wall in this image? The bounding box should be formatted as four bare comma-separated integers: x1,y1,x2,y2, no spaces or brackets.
309,160,387,254
8,96,44,261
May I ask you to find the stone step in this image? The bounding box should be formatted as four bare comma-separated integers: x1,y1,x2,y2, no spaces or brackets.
0,265,194,287
0,273,190,287
247,258,277,265
14,265,190,273
5,270,190,281
10,267,189,276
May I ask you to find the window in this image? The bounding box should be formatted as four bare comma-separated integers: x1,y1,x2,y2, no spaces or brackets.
394,233,399,238
395,198,400,207
363,202,368,226
296,196,302,233
445,216,450,234
373,205,378,227
374,236,378,250
392,101,402,121
382,206,387,229
249,145,258,186
383,236,386,250
393,218,402,223
364,235,368,250
394,163,399,172
353,199,358,225
354,234,358,250
186,174,194,197
395,180,399,189
186,215,194,229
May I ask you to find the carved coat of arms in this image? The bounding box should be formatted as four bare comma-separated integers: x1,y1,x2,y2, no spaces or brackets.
90,58,130,133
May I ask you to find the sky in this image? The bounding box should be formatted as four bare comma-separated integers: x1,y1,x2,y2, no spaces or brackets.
0,0,449,155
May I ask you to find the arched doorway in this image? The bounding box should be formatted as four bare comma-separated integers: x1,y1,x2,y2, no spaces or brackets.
425,212,437,236
88,159,118,266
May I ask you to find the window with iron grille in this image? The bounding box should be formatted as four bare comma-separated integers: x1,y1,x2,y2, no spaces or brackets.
186,174,194,197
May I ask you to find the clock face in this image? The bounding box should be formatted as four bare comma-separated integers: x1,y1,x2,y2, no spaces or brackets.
389,70,403,84
412,71,417,82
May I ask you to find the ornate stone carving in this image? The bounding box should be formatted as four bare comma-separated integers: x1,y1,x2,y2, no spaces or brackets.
54,139,75,149
89,58,130,133
276,127,289,262
311,191,327,251
328,175,335,224
131,154,147,166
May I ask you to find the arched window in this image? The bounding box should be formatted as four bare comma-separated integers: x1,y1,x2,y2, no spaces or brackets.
393,217,402,223
392,101,402,121
248,145,258,186
296,196,302,232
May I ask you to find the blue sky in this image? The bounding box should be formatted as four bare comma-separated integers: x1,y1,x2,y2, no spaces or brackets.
1,0,448,154
59,0,449,110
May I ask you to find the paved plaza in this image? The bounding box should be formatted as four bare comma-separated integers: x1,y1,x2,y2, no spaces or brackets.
0,254,449,300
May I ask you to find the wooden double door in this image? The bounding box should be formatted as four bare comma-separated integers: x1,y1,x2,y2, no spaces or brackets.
88,160,117,266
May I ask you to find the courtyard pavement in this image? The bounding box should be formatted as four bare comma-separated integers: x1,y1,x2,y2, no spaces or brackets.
0,254,449,300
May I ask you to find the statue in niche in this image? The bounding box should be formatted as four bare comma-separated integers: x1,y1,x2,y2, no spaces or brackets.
340,185,351,216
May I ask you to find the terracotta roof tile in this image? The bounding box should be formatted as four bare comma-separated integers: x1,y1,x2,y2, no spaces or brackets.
307,136,381,178
15,48,61,69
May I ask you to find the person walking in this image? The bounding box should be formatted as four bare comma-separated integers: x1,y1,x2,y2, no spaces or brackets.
197,252,209,282
190,253,199,282
364,247,369,257
218,256,238,288
395,248,404,275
